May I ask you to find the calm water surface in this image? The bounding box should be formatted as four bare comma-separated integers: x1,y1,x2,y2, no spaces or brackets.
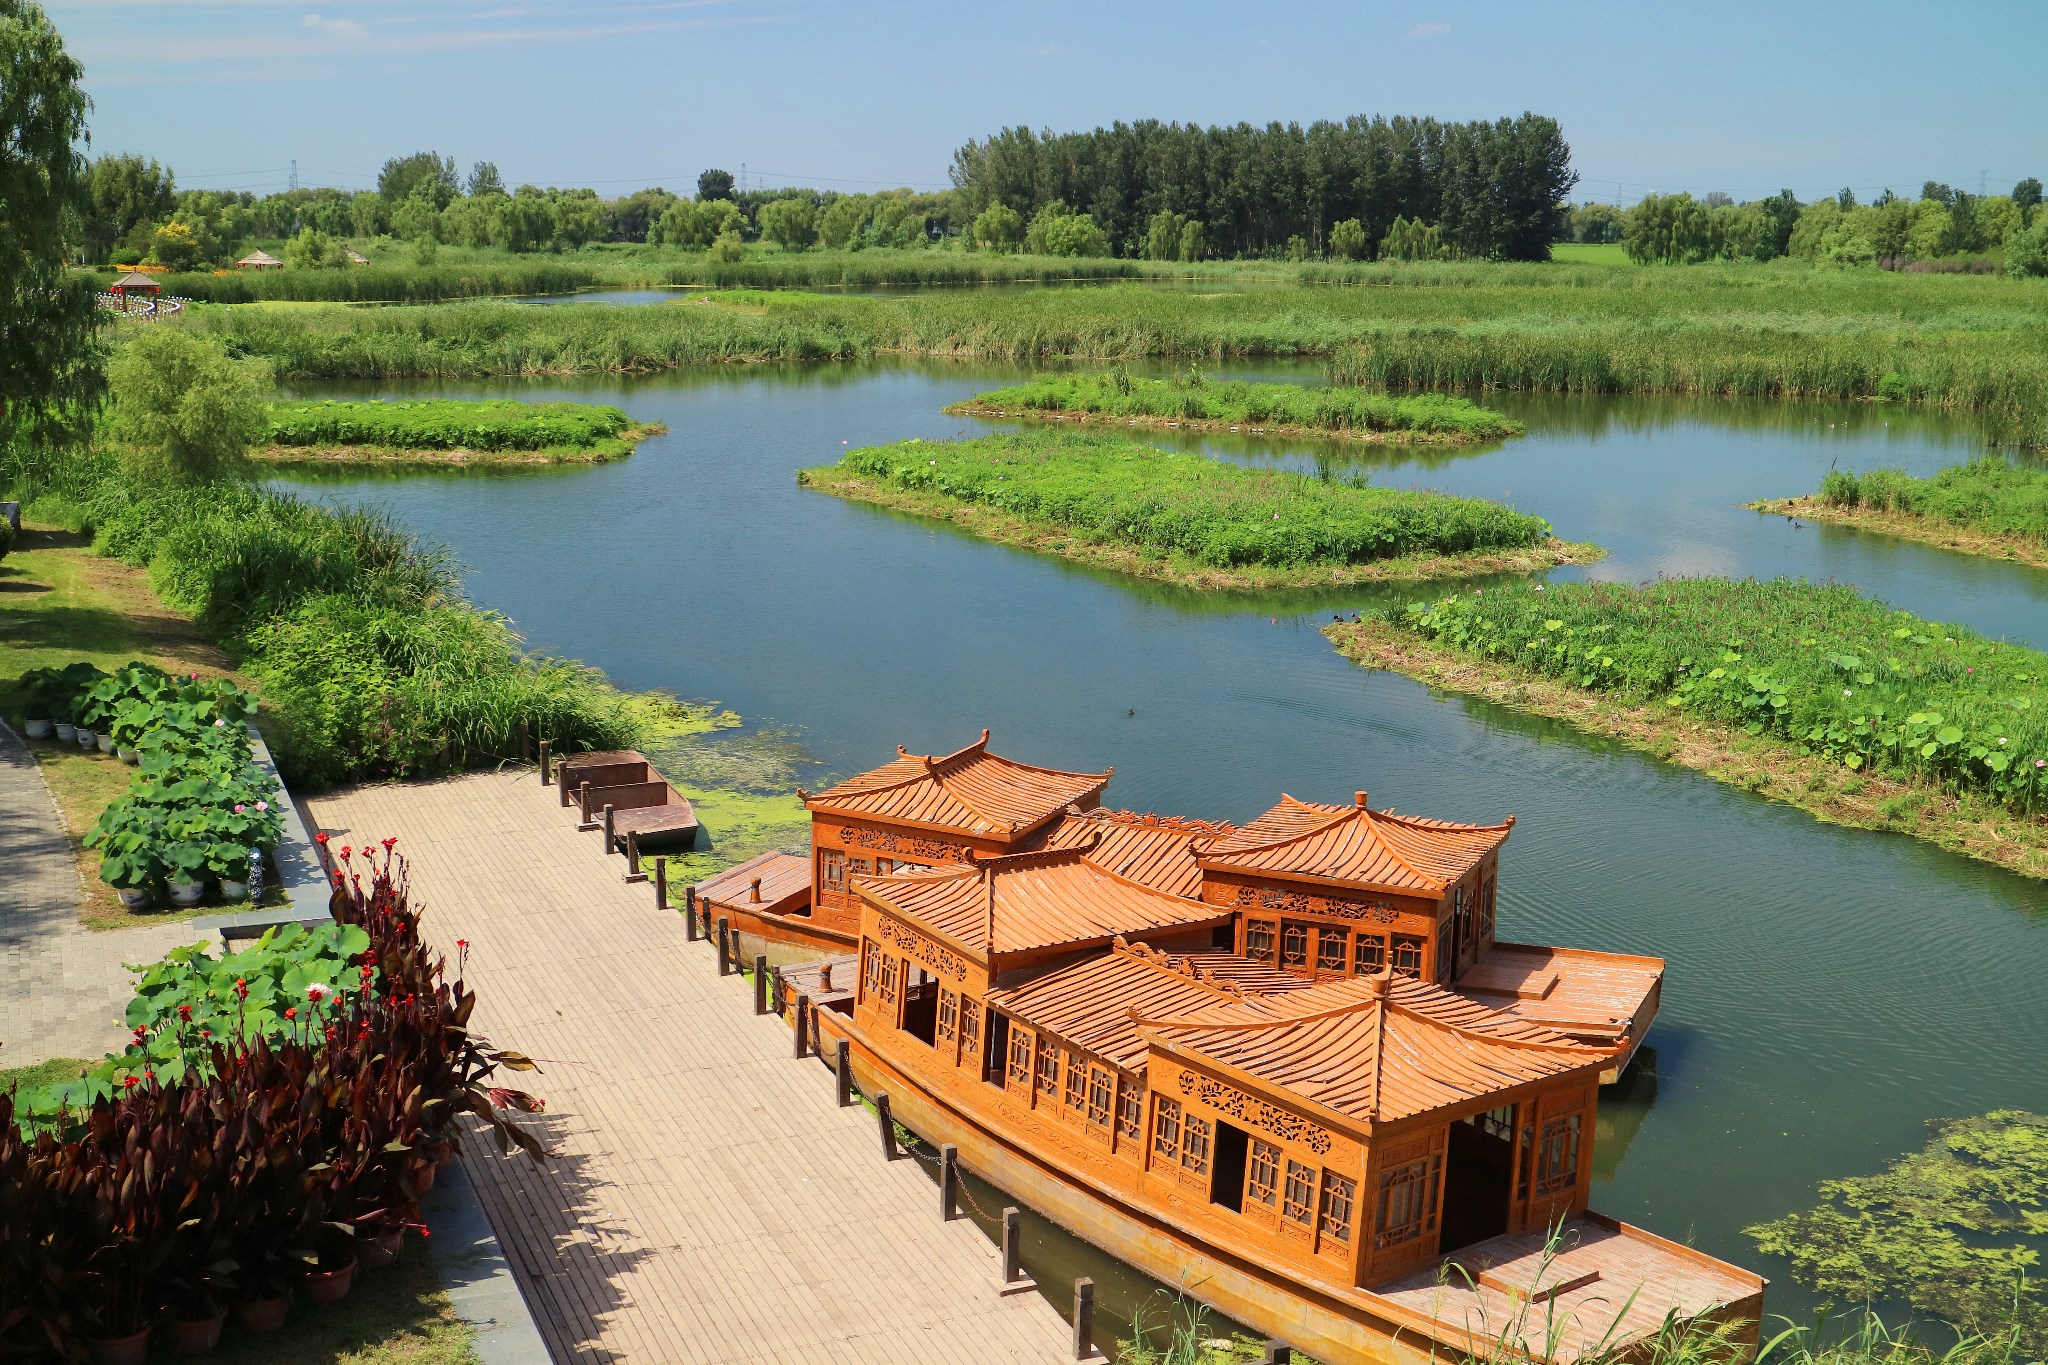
282,366,2048,1334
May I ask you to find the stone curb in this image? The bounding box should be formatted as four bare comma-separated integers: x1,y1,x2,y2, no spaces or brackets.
419,1156,556,1365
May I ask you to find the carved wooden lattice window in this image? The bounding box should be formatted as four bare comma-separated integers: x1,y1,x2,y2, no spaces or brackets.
1244,919,1277,964
1086,1066,1113,1129
861,939,881,999
1246,1140,1280,1208
1064,1051,1088,1111
1319,1171,1357,1246
1181,1114,1212,1176
1317,927,1350,975
1465,1105,1515,1142
1391,934,1425,978
1354,932,1387,974
850,856,874,875
958,998,981,1070
1116,1077,1145,1141
1153,1096,1183,1163
1282,1160,1316,1226
1536,1113,1582,1196
1375,1155,1441,1250
1480,873,1496,943
820,849,845,890
1035,1037,1061,1101
1007,1026,1033,1090
936,990,958,1049
877,954,898,1006
1280,923,1310,971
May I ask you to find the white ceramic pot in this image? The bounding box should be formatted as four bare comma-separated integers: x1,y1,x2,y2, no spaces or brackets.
96,733,114,754
219,877,250,902
167,878,207,907
24,718,51,739
75,729,96,750
117,886,151,910
117,747,139,764
54,722,75,742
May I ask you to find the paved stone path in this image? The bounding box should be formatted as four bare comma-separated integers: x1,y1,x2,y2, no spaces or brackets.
308,769,1077,1365
0,724,204,1070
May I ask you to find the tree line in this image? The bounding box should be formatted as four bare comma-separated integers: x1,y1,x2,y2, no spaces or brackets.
947,114,1579,261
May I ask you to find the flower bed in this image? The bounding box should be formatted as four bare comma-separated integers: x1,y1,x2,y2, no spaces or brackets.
0,847,541,1354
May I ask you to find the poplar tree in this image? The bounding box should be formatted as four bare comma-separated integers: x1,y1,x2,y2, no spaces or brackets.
0,0,99,486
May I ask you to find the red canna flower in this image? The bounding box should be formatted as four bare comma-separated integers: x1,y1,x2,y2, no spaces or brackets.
177,1004,193,1021
383,836,398,849
285,1007,298,1020
200,1028,210,1039
340,845,352,859
456,939,469,950
122,1075,138,1090
316,832,330,844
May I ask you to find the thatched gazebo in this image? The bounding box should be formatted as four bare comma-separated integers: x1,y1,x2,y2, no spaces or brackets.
236,249,284,270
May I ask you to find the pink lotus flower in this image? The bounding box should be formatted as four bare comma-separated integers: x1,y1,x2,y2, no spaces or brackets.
234,804,246,814
256,800,268,811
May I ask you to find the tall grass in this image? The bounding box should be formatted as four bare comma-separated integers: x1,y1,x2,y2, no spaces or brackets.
1387,578,2048,818
818,431,1554,568
955,370,1521,441
182,267,2048,439
146,259,604,304
1815,456,2048,542
58,470,651,788
265,398,634,451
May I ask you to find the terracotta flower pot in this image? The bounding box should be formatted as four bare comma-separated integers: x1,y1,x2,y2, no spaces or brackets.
166,1309,227,1356
411,1162,437,1195
301,1255,356,1306
359,1226,404,1270
232,1296,289,1334
85,1326,152,1365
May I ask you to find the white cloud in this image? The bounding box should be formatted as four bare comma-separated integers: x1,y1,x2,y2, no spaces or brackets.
302,13,366,36
1407,21,1452,37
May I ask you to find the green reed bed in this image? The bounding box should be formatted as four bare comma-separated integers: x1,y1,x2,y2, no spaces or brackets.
801,431,1586,589
949,371,1522,442
261,397,657,464
188,267,2048,438
149,258,606,304
1384,577,2048,817
1819,456,2048,539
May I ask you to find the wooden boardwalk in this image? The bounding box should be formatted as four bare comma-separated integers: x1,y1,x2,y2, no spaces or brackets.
308,770,1077,1365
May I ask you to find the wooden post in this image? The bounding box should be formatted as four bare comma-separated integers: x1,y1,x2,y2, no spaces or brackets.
602,805,616,855
655,858,668,910
771,965,785,1017
793,996,810,1058
625,830,646,883
716,919,731,976
1072,1278,1094,1361
753,955,769,1015
684,886,697,940
939,1144,958,1221
538,739,551,785
1262,1342,1292,1365
835,1039,852,1107
875,1091,896,1161
1001,1207,1023,1285
577,781,591,821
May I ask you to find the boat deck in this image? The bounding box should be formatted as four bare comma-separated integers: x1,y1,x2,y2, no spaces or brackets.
1374,1214,1764,1361
1455,942,1662,1070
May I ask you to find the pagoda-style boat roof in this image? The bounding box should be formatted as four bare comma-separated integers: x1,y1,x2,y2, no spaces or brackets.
806,729,1111,838
854,845,1225,960
1035,808,1235,899
696,849,811,910
1136,971,1609,1128
1199,792,1512,895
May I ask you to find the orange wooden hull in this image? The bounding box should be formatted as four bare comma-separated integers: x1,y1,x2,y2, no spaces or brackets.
823,1011,1760,1365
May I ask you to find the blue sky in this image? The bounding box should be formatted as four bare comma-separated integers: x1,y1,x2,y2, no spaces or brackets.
49,0,2048,204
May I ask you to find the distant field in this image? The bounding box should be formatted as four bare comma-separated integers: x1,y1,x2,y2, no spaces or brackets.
1548,243,1632,265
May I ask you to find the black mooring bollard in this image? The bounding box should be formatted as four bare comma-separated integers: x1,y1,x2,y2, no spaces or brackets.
1073,1278,1094,1361
1001,1207,1024,1285
655,857,668,910
602,805,616,854
753,955,768,1015
716,919,731,976
875,1091,896,1161
1262,1342,1292,1365
939,1144,959,1221
684,885,697,940
793,995,810,1059
835,1038,852,1107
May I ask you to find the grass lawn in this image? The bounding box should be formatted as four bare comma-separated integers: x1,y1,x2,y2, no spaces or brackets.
0,524,258,930
0,1055,88,1091
1547,242,1632,265
213,1249,475,1365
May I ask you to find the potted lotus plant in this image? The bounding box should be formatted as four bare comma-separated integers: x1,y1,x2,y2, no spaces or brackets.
87,800,166,910
161,839,211,907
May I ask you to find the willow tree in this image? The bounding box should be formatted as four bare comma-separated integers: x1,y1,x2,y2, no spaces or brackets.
0,0,99,487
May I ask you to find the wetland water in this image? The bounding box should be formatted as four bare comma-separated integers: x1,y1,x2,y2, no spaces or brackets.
282,364,2048,1336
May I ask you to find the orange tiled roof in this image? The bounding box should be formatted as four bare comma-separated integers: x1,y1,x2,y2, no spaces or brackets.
1198,793,1511,895
805,730,1111,837
1036,808,1235,899
854,846,1226,959
988,940,1312,1070
1137,974,1607,1126
696,850,811,909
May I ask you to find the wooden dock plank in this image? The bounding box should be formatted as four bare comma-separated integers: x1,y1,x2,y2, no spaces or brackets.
309,770,1074,1365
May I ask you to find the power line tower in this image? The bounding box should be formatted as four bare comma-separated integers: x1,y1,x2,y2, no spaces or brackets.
288,159,299,193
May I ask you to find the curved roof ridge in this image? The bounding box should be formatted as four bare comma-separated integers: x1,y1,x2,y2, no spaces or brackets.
1373,807,1517,835
903,727,993,768
1207,793,1354,856
972,841,1100,871
1354,807,1441,891
1111,938,1243,1003
1131,976,1394,1032
1383,992,1603,1055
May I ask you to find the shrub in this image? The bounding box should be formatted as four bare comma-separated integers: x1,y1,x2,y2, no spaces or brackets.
709,228,746,263
264,398,632,452
106,328,271,484
1807,456,2048,542
0,517,13,561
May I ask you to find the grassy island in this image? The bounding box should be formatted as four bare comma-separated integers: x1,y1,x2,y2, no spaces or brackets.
945,372,1523,444
1749,456,2048,568
799,431,1594,589
1329,577,2048,877
258,397,664,466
